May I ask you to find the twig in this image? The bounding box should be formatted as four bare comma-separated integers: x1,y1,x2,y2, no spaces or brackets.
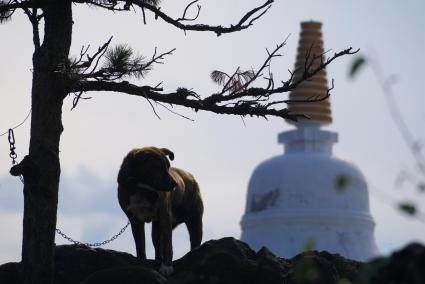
176,0,201,22
156,102,194,121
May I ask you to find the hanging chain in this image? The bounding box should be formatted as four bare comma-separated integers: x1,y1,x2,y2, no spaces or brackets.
55,221,131,247
6,128,129,247
8,129,24,183
8,129,18,165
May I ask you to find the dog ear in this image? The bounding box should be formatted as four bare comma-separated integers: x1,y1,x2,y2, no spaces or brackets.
160,148,174,161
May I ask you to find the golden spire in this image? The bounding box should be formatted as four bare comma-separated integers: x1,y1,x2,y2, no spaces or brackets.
287,21,332,125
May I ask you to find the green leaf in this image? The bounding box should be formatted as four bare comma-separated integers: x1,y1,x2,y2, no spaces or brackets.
398,202,417,216
349,56,366,78
335,174,349,192
292,259,319,282
303,239,315,252
338,279,352,284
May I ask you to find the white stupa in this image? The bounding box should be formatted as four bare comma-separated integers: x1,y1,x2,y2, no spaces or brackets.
240,21,379,261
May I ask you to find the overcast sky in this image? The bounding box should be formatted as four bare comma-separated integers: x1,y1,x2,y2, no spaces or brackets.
1,0,425,264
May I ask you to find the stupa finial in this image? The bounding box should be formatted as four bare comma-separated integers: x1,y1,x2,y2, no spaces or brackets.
287,21,332,125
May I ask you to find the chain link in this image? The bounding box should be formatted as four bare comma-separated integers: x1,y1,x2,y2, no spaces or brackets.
55,221,130,247
8,129,18,164
6,128,129,247
7,129,24,183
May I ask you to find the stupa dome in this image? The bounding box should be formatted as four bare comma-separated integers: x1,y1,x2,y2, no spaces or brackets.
240,21,379,261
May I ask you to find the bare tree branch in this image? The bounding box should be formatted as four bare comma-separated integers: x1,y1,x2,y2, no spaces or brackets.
156,101,195,121
73,36,113,70
133,0,273,36
21,6,41,49
367,57,425,177
74,0,274,36
176,0,201,22
70,80,305,120
207,41,358,106
265,78,335,108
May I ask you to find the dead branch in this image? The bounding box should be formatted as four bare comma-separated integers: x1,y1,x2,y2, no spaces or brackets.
71,91,92,110
132,0,273,36
73,0,274,36
20,6,41,49
73,36,113,71
69,80,306,121
176,0,201,22
265,79,335,108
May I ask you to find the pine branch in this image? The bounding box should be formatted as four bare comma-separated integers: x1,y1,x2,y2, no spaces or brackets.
1,0,42,23
0,0,15,22
75,43,175,81
69,40,358,121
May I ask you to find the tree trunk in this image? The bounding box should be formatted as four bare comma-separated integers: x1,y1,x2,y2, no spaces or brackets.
20,2,73,283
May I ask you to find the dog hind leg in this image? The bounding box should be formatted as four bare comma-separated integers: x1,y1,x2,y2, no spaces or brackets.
186,211,203,250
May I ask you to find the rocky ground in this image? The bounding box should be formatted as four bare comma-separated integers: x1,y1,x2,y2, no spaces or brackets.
0,237,424,284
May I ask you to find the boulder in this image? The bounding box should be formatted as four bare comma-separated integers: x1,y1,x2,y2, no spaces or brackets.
356,242,425,284
80,266,167,284
6,238,424,284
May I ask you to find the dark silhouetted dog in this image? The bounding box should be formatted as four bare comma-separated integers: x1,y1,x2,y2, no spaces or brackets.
117,147,203,275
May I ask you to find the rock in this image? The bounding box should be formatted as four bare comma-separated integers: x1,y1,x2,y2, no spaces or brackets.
171,238,359,284
80,266,167,284
10,238,425,284
171,237,258,284
53,244,154,284
288,250,361,284
356,242,425,284
0,262,22,284
255,246,290,284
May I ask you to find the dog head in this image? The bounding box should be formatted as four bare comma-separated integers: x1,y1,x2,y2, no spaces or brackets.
118,147,177,194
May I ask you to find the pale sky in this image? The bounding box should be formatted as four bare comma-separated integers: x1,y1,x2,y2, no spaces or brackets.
1,0,424,263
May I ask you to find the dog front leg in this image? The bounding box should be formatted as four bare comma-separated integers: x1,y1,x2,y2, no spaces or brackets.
152,220,163,263
162,221,173,272
130,219,146,260
152,220,173,275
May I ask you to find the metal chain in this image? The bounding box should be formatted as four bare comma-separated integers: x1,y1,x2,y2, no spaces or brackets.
55,221,130,247
6,128,130,247
8,129,18,164
7,129,24,183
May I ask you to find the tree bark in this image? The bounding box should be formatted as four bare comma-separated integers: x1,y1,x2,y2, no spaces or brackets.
21,1,73,283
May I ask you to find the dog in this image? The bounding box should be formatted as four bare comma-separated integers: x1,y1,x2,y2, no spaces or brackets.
117,147,203,275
